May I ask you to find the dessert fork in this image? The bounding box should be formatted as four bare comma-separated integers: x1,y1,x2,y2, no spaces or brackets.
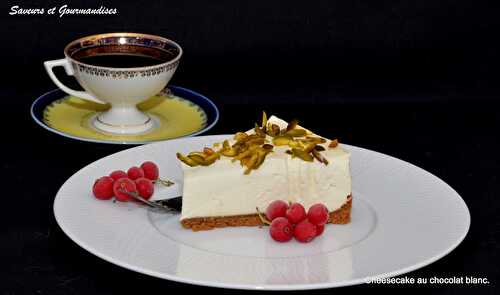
120,190,182,213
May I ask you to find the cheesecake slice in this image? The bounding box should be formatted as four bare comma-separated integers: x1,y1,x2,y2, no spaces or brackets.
177,115,352,231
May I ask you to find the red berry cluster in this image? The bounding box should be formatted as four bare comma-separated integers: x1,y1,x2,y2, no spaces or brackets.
264,200,329,243
92,161,160,202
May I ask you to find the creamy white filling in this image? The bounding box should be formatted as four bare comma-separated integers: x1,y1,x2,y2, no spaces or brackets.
179,116,351,220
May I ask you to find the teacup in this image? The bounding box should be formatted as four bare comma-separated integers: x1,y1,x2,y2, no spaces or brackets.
44,32,182,134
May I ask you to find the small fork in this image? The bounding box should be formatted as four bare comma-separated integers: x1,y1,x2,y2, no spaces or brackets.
120,190,182,213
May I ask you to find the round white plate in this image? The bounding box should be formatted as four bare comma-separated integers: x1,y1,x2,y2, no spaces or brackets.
54,135,470,290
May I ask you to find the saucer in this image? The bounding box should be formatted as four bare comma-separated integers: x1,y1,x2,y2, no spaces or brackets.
31,86,219,144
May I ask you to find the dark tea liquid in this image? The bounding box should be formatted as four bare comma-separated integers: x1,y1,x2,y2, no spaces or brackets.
71,45,176,68
78,54,165,68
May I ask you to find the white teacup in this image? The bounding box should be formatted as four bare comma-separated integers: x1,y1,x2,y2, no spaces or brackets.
44,32,182,134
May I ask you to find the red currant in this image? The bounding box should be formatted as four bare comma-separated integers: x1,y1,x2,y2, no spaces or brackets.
294,220,317,243
135,177,154,199
92,176,114,200
285,203,306,224
316,224,325,236
307,203,329,225
141,161,159,181
127,166,145,180
269,217,293,242
265,200,288,221
113,178,137,202
109,170,127,181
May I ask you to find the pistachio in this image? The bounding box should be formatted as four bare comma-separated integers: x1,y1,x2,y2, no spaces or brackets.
254,123,266,137
187,153,206,164
240,157,251,167
231,134,264,155
267,123,281,136
245,153,259,169
233,148,254,161
220,139,238,157
188,151,206,158
176,153,199,167
221,148,238,157
303,143,316,153
286,119,299,131
203,147,215,155
314,145,326,151
234,132,248,141
261,111,268,132
284,128,307,137
243,159,258,174
329,139,339,148
213,142,220,148
305,136,327,143
204,152,220,165
236,133,261,144
287,139,303,148
233,143,247,154
246,137,266,146
187,151,221,166
245,148,271,174
249,133,265,140
312,149,329,165
292,148,314,162
254,149,270,169
230,139,244,150
273,135,292,146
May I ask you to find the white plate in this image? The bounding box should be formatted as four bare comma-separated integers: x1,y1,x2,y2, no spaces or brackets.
54,135,470,290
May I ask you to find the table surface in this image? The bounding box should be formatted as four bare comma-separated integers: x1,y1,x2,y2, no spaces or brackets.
3,87,499,294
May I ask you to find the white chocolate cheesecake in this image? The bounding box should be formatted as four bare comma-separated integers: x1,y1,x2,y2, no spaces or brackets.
177,116,352,231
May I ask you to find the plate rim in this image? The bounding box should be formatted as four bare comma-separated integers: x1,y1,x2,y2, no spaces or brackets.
53,135,471,290
30,86,220,145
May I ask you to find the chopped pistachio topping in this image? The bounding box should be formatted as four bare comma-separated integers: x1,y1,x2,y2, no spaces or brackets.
312,149,329,165
176,112,336,173
272,135,292,146
314,145,326,151
286,119,299,132
234,132,248,141
291,148,314,162
302,142,317,153
284,128,307,137
261,111,268,132
203,147,215,155
176,153,199,167
267,124,281,136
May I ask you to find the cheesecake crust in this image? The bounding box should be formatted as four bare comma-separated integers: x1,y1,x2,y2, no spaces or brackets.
181,195,352,231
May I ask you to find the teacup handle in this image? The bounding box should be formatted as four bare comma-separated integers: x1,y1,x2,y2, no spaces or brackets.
44,58,106,104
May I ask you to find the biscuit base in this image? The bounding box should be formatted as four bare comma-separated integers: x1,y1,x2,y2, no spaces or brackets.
181,195,352,231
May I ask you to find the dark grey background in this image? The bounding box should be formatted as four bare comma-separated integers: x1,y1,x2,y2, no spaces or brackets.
1,0,498,294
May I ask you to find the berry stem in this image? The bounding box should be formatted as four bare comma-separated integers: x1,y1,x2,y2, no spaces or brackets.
256,207,271,225
154,178,175,187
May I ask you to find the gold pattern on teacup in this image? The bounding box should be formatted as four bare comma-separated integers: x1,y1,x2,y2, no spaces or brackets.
75,60,180,79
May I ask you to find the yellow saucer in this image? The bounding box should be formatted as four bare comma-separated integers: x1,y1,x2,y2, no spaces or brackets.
38,87,216,144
